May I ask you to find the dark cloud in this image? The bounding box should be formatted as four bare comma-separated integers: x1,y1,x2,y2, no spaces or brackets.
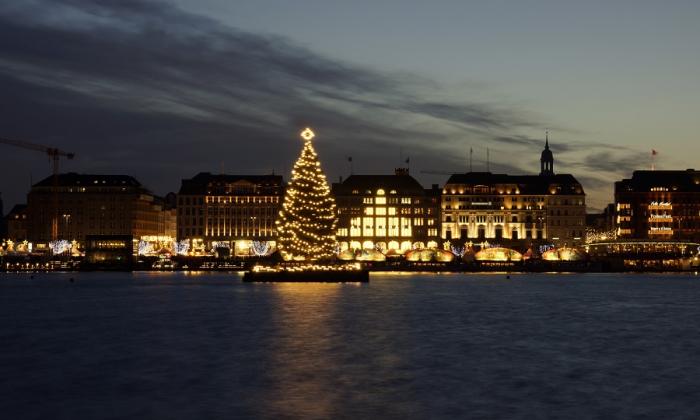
556,150,652,181
0,0,643,212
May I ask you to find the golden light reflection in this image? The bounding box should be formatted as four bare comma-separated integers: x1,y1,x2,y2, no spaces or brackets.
255,282,342,418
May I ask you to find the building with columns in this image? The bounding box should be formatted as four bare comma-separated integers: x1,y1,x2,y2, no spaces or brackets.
441,137,586,247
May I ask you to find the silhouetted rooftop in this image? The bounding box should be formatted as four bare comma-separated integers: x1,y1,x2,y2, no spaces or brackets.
616,170,700,192
333,174,427,195
32,173,142,188
179,172,284,195
444,172,584,195
6,204,27,217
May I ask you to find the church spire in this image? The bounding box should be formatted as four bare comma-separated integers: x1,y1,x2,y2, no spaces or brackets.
540,130,554,176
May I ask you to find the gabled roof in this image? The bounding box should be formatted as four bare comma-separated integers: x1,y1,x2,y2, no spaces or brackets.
6,204,27,217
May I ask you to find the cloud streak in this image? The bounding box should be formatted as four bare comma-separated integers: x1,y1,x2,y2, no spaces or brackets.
0,0,650,211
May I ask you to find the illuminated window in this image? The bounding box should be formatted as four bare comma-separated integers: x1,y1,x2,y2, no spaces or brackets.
400,217,412,237
376,197,386,205
376,207,386,216
363,217,374,236
364,207,374,216
401,197,411,204
350,217,362,237
388,207,396,215
363,197,373,204
376,218,386,236
389,217,400,236
376,189,385,196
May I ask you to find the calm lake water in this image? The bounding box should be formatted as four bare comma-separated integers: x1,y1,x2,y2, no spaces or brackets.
2,272,700,419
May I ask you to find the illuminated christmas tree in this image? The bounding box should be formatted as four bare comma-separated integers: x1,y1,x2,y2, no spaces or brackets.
276,128,338,261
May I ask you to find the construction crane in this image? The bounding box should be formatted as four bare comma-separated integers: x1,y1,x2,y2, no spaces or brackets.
0,137,75,240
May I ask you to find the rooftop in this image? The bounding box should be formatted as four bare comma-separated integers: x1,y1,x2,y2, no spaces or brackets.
32,173,143,188
444,172,584,195
179,172,284,195
332,173,427,195
616,170,700,192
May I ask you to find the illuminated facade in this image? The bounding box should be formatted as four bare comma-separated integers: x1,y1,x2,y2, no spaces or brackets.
332,168,441,252
27,173,176,244
176,173,283,254
615,170,700,241
441,140,586,245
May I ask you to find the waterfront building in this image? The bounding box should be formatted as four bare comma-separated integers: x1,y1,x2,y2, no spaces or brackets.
26,173,176,246
6,204,28,241
441,139,586,246
332,168,441,253
176,172,284,255
615,169,700,241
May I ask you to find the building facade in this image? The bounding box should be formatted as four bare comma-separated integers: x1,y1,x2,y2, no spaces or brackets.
332,168,441,252
26,173,176,244
441,140,586,246
6,204,28,241
176,173,284,255
615,169,700,241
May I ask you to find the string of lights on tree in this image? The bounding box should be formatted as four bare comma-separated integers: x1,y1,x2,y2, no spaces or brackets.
138,240,153,256
49,239,71,255
276,128,338,261
585,227,617,244
174,240,190,256
252,240,271,257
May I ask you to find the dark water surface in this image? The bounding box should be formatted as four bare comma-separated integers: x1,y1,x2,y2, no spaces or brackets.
2,272,700,419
